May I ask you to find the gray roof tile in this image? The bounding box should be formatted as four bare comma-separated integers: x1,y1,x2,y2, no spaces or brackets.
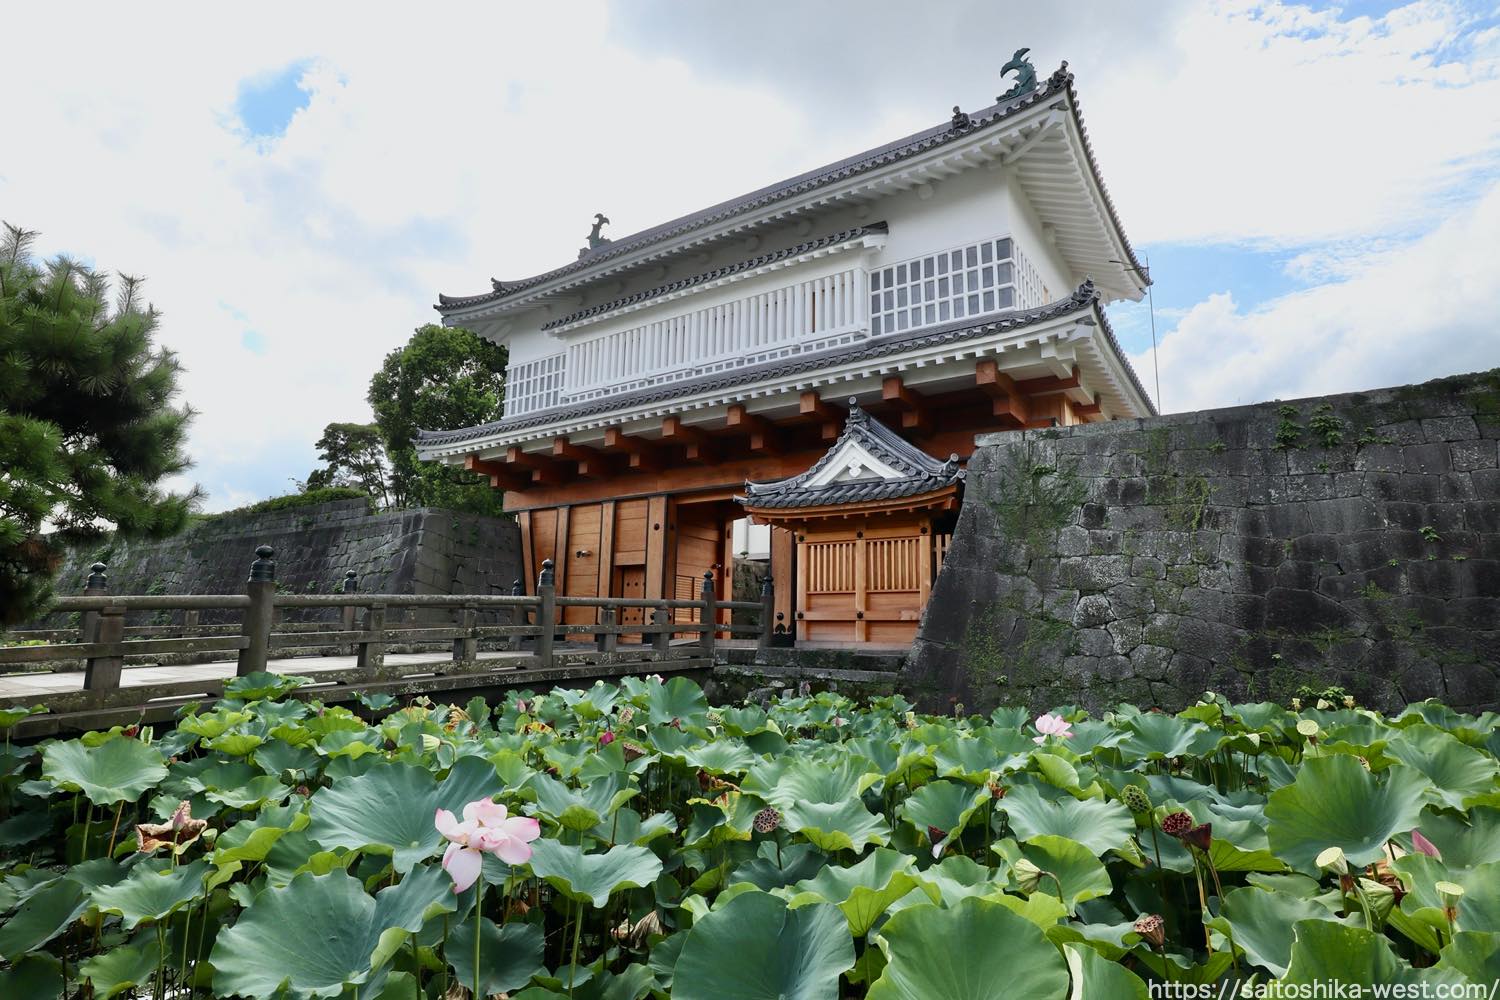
435,63,1142,313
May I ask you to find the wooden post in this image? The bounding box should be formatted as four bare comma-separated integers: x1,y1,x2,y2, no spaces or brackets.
509,579,525,652
536,560,556,665
699,571,717,656
598,607,618,653
651,607,671,655
237,545,275,676
358,604,386,673
341,571,358,654
758,575,775,654
83,606,125,691
453,604,477,663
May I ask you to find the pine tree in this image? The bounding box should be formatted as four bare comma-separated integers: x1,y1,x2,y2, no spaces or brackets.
0,223,201,625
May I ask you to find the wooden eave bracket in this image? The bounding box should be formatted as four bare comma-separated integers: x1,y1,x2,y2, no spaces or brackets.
464,454,527,491
976,358,1030,429
881,376,930,433
661,415,717,463
602,426,662,471
798,391,843,442
726,404,781,454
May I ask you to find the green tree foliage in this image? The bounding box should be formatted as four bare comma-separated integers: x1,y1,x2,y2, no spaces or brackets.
304,422,392,507
0,224,200,624
366,324,507,516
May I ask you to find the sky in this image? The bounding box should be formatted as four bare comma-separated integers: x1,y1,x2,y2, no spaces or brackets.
5,1,1499,512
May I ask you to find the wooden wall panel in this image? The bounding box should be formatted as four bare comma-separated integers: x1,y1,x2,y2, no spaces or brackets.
563,504,602,625
644,496,670,601
614,500,649,565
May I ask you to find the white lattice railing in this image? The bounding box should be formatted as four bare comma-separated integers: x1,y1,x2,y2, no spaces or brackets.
505,353,565,417
561,267,869,405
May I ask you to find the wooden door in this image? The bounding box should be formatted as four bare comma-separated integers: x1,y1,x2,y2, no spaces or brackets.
616,567,646,628
562,504,602,625
796,519,933,644
673,508,723,626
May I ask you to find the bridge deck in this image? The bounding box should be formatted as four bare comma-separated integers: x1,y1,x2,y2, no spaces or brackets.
0,650,530,700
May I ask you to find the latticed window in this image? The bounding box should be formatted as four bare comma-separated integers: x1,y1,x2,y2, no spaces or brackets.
504,353,565,416
869,237,1020,336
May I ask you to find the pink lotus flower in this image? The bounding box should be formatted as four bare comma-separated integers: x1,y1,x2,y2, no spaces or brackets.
1032,713,1073,745
435,797,541,892
599,729,617,746
1411,829,1442,860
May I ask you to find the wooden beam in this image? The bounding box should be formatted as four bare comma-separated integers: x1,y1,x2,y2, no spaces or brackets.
1074,397,1103,419
661,415,716,462
602,427,661,471
881,376,930,432
552,437,608,478
1016,366,1081,395
507,446,568,486
975,359,1030,429
725,404,781,454
463,454,527,491
799,391,842,442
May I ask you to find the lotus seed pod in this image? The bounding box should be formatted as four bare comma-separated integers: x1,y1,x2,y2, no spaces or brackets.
1013,858,1044,894
1296,719,1321,738
1316,846,1349,875
1436,881,1465,907
1133,913,1165,948
1161,811,1193,837
1343,695,1356,709
1359,877,1396,923
1316,699,1332,710
1291,698,1302,710
753,807,782,834
420,734,442,752
1120,785,1152,814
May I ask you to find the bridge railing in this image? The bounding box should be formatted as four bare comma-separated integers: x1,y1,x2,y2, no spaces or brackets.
0,544,778,695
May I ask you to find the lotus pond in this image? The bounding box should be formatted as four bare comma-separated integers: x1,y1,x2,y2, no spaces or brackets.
2,673,1500,998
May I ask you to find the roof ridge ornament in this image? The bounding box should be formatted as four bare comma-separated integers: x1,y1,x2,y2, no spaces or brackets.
998,48,1037,103
846,397,867,422
950,105,972,132
579,213,612,259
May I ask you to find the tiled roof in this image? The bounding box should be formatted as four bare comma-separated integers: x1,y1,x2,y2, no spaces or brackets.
540,223,887,331
435,63,1142,314
415,281,1147,451
738,402,963,509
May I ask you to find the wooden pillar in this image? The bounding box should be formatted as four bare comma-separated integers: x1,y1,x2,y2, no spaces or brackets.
518,510,536,594
854,527,869,643
644,495,671,602
597,500,617,605
772,527,795,641
553,506,571,600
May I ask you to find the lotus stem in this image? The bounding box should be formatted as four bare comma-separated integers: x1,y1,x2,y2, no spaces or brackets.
1192,863,1213,955
474,886,483,1000
1043,871,1066,907
568,897,584,999
441,914,449,997
106,799,125,857
81,803,93,863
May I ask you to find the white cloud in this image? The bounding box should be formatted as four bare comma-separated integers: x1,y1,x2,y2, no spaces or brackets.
4,1,1499,508
1133,177,1500,412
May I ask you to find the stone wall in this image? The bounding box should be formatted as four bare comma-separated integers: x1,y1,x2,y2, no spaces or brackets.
37,499,522,624
904,370,1500,714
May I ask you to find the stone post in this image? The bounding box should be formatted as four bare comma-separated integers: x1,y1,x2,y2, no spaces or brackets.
536,560,556,665
509,579,525,652
81,561,107,646
597,607,617,653
758,576,775,654
237,545,275,676
453,603,477,663
699,570,717,656
357,604,386,673
651,607,671,655
83,606,125,691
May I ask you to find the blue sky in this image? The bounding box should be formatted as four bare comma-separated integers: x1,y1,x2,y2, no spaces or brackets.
5,0,1499,508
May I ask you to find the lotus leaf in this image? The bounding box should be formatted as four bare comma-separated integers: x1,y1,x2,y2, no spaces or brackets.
307,755,502,872
1385,724,1498,809
1266,753,1431,872
1064,940,1149,999
1208,885,1346,976
444,917,546,996
76,933,157,998
867,896,1069,1000
789,847,936,936
89,859,208,929
998,782,1135,855
1281,919,1466,990
527,839,664,908
41,738,166,805
673,891,853,1000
